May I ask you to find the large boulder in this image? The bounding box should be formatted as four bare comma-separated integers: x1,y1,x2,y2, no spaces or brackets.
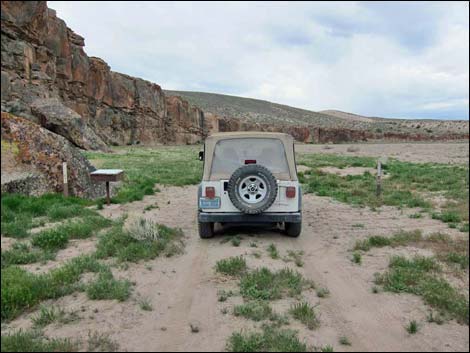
1,112,106,198
30,98,107,150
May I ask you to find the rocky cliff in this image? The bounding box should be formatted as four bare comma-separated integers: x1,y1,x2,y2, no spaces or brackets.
1,1,207,148
1,0,467,153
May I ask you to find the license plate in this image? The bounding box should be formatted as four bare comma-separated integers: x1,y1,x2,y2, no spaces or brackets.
199,197,221,209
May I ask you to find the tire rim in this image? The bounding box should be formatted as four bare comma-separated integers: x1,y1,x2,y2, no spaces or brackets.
238,175,267,204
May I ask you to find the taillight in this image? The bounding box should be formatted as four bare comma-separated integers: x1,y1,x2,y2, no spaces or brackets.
245,160,257,164
286,186,296,198
205,186,215,199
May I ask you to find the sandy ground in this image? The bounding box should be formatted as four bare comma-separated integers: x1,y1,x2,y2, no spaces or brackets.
2,142,469,351
295,142,469,164
4,184,468,352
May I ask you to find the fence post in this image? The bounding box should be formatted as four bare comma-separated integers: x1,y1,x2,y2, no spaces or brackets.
376,160,382,197
62,162,69,197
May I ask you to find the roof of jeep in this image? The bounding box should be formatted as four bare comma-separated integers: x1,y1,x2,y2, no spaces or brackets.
206,132,293,143
202,131,297,181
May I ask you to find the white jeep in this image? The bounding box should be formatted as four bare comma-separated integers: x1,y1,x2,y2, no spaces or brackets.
197,132,302,238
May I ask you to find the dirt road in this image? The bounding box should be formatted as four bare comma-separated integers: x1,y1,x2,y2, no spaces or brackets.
5,183,464,352
5,141,469,351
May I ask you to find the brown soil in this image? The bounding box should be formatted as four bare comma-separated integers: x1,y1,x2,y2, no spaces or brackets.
4,182,468,352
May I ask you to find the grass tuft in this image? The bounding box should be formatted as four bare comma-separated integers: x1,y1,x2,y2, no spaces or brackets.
215,256,247,277
352,252,362,264
316,287,330,298
267,244,279,259
233,301,274,321
0,329,78,352
405,320,419,334
227,324,307,352
239,267,311,300
85,270,131,302
289,302,319,330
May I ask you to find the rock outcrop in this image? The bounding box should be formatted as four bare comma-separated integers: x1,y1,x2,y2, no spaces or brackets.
1,0,466,157
1,1,205,147
1,112,106,198
165,96,206,144
31,98,108,150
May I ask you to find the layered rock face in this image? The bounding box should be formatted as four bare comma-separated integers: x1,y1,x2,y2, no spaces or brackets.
1,0,466,155
1,112,106,198
1,1,206,148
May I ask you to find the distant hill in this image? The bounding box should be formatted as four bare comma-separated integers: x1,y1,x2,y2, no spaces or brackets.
319,110,377,123
165,90,469,137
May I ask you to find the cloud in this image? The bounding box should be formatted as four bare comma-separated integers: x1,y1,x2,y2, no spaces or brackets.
48,1,469,119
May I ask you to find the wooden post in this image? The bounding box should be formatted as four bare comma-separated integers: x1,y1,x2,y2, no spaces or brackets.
62,162,69,197
376,160,382,197
106,181,110,206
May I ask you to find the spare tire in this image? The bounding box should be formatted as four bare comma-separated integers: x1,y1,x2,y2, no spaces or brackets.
228,164,277,214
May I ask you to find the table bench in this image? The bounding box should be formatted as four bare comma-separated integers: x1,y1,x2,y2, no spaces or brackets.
90,169,124,205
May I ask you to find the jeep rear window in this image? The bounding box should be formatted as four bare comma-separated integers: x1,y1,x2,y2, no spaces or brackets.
211,138,289,177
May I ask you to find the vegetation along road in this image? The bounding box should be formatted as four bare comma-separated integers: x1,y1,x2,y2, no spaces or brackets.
1,143,468,352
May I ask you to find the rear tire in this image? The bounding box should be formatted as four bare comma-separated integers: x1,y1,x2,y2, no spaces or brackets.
198,221,214,239
285,222,301,237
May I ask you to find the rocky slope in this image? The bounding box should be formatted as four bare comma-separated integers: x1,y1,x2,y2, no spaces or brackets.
166,91,469,142
1,112,105,198
1,1,208,149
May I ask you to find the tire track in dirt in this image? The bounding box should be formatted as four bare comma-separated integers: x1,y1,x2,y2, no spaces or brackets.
5,184,467,352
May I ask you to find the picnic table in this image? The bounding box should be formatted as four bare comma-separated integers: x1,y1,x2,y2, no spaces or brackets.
90,169,124,205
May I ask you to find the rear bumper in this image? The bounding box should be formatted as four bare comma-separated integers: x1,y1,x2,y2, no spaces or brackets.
198,212,302,223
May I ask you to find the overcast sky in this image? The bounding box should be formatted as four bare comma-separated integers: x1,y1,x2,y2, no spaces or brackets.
49,1,469,120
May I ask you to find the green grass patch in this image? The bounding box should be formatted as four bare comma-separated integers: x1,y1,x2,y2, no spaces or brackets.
217,289,234,302
85,270,131,302
31,215,113,252
298,154,468,227
356,231,469,271
0,329,78,352
405,320,419,334
267,243,279,259
1,193,94,238
84,146,202,203
285,250,304,267
227,324,307,352
215,256,247,277
1,243,54,268
354,230,423,251
231,236,242,247
352,252,362,264
95,220,184,262
445,252,469,270
233,301,274,321
375,255,469,324
138,297,153,311
31,305,79,328
86,331,119,352
1,255,106,321
289,302,319,330
239,267,311,300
